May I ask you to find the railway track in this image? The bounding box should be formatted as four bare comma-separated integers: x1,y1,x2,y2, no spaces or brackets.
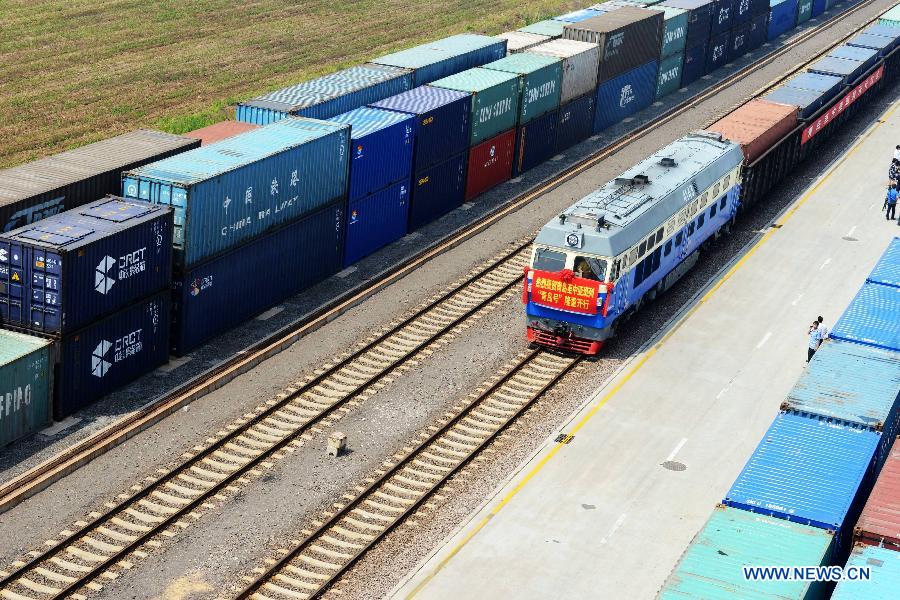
235,349,580,600
0,243,531,600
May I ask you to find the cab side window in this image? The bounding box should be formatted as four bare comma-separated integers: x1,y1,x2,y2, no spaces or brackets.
574,256,607,281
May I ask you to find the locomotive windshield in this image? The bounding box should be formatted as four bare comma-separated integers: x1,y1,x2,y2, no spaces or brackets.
573,256,607,281
532,247,611,282
533,247,566,271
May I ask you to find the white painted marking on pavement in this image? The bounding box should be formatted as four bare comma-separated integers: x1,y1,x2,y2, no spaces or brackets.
716,386,729,400
599,513,628,545
847,225,857,237
819,258,831,270
756,331,772,349
791,293,804,306
666,438,688,462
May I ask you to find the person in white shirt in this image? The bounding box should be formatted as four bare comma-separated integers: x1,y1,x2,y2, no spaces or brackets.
817,315,828,340
807,319,822,363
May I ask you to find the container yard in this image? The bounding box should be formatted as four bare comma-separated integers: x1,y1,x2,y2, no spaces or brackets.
2,0,900,598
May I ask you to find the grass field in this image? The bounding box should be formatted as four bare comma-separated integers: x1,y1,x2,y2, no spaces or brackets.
0,0,581,169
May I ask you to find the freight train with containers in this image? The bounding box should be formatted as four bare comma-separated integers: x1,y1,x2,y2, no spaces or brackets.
1,0,899,448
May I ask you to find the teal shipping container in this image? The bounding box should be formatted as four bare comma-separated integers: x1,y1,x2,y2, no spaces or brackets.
372,34,507,86
660,6,690,57
430,68,520,146
519,20,566,38
483,53,563,124
659,505,834,599
831,545,900,599
122,118,350,269
656,52,684,98
797,0,813,24
0,330,52,448
880,5,900,28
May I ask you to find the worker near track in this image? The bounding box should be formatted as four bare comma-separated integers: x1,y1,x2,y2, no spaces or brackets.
887,185,898,221
890,159,900,187
817,315,828,341
807,319,823,363
894,145,900,162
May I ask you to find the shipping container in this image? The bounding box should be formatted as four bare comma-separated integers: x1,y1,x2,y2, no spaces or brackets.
723,411,879,557
811,55,878,85
518,20,566,39
681,41,708,85
728,22,751,62
709,0,734,34
797,0,813,24
832,545,900,599
372,34,507,87
465,129,515,200
656,52,685,98
555,93,597,152
171,200,345,355
185,121,260,146
747,11,768,51
867,237,900,288
236,64,413,125
345,180,408,268
593,60,659,132
328,107,414,202
52,290,169,419
0,130,198,234
0,330,52,448
812,0,827,17
528,39,601,104
782,70,843,104
554,8,605,22
829,45,880,74
706,30,731,72
783,341,900,469
831,283,900,352
854,445,900,551
706,98,799,163
848,32,897,57
659,0,715,48
733,0,753,24
563,8,664,84
881,5,900,26
513,109,558,177
408,152,468,230
659,505,834,599
769,0,799,40
430,68,520,146
749,0,770,16
861,24,900,53
484,53,562,125
763,85,833,119
122,117,350,269
0,197,173,334
370,86,471,173
659,7,690,57
497,31,550,54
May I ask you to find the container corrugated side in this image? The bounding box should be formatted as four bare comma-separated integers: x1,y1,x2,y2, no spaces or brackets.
53,290,169,419
483,53,563,124
0,197,173,334
171,200,345,355
0,130,198,233
832,545,900,599
372,34,507,86
854,445,900,551
706,31,730,73
782,72,844,110
812,0,826,17
0,330,52,448
797,0,813,24
747,11,768,52
656,52,684,98
733,0,753,24
185,121,259,146
763,86,831,120
497,31,550,54
555,93,596,152
706,98,799,163
658,505,834,599
709,0,734,35
769,0,799,40
430,68,520,146
527,39,600,105
408,152,468,230
861,24,900,53
518,20,566,39
828,45,880,75
848,32,896,56
370,86,472,173
465,130,515,200
728,22,751,62
513,109,558,177
327,107,414,202
122,117,350,269
593,60,660,132
831,282,900,352
681,41,708,85
344,180,408,268
867,237,900,288
660,6,690,57
659,0,715,48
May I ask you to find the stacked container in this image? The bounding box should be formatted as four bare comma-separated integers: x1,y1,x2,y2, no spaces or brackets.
832,545,900,599
831,283,900,351
854,444,900,551
747,9,769,53
372,34,507,86
706,26,731,72
185,121,259,146
0,197,174,418
797,0,814,25
656,6,690,98
0,130,198,233
328,107,415,266
764,71,843,119
496,31,550,54
555,93,597,152
660,0,714,86
371,86,471,230
769,0,799,40
553,8,606,23
0,330,52,447
518,20,566,39
528,39,601,105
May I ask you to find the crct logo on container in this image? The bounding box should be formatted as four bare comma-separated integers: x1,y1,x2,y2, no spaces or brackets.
91,340,113,378
95,256,116,295
619,85,635,108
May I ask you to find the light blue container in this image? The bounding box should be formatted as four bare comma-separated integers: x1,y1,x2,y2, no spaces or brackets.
123,118,350,269
832,545,900,599
867,237,900,288
553,8,605,22
831,282,900,352
828,45,880,74
236,64,413,125
328,107,414,202
372,34,507,86
518,20,566,38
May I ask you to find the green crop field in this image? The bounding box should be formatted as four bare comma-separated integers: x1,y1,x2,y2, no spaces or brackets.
0,0,581,169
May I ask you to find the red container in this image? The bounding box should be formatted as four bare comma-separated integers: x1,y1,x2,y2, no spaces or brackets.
185,121,259,145
465,129,515,200
855,443,900,551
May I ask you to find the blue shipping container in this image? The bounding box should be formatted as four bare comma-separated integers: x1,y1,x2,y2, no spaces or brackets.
122,118,350,269
808,56,869,85
710,0,734,34
681,42,708,85
54,290,169,419
593,61,659,133
0,197,173,334
408,152,467,231
749,0,770,16
513,109,558,177
747,11,768,52
781,71,843,111
828,45,880,74
555,93,596,153
784,340,900,470
328,107,414,202
171,200,345,355
763,86,831,119
344,180,409,268
706,31,730,73
728,22,751,62
236,64,413,125
848,32,896,56
861,24,900,53
812,0,827,16
660,0,714,48
867,237,900,288
372,34,507,86
724,411,880,557
371,86,472,174
554,8,605,22
768,0,799,40
733,0,753,24
831,282,900,352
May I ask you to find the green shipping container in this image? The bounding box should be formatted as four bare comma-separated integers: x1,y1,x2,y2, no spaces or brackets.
431,68,520,145
797,0,813,24
878,5,900,27
0,330,52,448
660,7,689,58
483,53,563,124
656,52,684,99
519,19,565,39
659,506,834,599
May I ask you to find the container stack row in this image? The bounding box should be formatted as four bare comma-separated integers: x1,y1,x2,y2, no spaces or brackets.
659,237,900,599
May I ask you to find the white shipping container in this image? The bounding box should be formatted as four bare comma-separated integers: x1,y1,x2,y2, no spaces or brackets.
526,39,600,103
497,31,551,54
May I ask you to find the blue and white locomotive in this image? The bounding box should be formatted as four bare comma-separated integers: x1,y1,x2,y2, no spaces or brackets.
523,132,744,354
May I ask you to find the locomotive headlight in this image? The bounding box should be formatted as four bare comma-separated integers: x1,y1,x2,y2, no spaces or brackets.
565,232,582,248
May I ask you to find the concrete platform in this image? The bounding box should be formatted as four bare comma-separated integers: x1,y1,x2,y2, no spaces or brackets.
391,99,900,599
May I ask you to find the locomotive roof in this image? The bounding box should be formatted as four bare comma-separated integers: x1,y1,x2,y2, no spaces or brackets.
535,132,743,257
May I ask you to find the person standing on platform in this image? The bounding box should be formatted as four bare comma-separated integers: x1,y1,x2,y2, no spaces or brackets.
889,159,900,187
894,145,900,162
817,316,828,341
886,185,898,221
807,319,822,363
